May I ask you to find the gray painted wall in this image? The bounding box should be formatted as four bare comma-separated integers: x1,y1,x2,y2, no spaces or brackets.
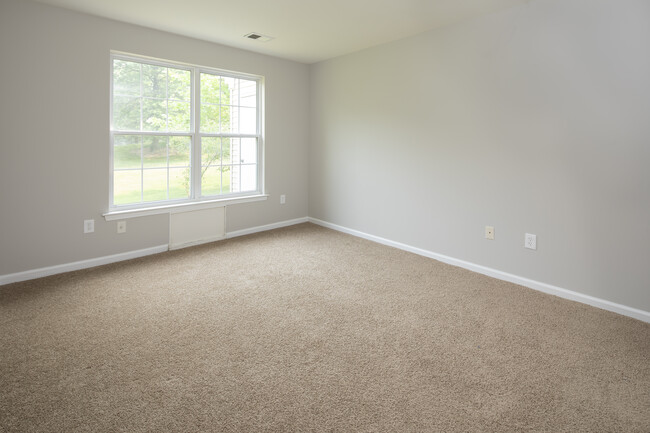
310,0,650,311
2,0,648,313
0,0,309,275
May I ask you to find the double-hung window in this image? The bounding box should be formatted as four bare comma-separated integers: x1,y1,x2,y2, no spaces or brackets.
110,53,262,211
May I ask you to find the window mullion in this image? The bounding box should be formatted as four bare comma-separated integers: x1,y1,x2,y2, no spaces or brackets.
165,68,169,132
139,63,143,133
192,68,202,199
113,131,192,136
140,135,144,202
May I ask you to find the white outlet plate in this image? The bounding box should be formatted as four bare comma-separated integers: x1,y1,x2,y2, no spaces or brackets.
280,194,286,204
117,221,127,234
84,219,94,234
485,226,494,240
525,233,537,250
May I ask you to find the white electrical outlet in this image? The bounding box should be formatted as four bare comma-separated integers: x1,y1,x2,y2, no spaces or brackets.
525,233,537,250
280,194,286,204
117,221,127,234
84,219,94,234
485,226,494,240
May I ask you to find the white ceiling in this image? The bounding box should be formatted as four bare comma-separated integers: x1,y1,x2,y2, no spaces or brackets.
34,0,530,64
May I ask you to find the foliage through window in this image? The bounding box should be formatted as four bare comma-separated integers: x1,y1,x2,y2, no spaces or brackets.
110,54,262,209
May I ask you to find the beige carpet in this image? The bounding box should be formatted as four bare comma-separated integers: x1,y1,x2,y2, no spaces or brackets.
1,223,649,432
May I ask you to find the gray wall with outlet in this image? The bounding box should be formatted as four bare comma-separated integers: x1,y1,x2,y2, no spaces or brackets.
309,0,650,311
1,0,648,314
0,0,309,275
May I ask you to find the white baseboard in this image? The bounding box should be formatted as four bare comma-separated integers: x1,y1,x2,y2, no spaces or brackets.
5,216,645,324
226,217,309,239
0,244,169,286
308,217,650,323
169,235,226,251
170,217,309,248
0,217,309,286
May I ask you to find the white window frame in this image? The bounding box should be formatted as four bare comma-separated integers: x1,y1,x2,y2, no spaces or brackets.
106,52,265,219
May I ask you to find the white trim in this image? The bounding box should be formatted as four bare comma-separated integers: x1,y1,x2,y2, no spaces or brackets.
308,218,650,323
111,50,262,81
0,245,168,286
104,194,268,220
226,217,309,239
169,234,225,251
0,217,308,286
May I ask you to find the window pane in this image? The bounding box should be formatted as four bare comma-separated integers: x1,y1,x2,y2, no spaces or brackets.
114,135,141,169
169,167,190,199
222,138,232,164
200,73,220,104
143,168,167,202
113,96,140,130
228,138,240,165
221,76,236,105
241,138,257,164
201,166,222,196
169,136,190,167
229,165,240,193
142,136,168,168
220,105,232,133
142,64,167,98
168,100,191,132
201,137,221,166
239,79,257,108
240,107,256,134
241,164,257,192
221,165,232,194
142,99,166,131
200,104,220,133
169,68,190,101
114,170,141,205
113,60,140,96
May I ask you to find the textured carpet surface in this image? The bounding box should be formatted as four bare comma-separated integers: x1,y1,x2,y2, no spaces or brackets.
1,223,649,432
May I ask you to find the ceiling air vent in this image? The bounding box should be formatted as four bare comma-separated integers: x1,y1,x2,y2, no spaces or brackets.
244,32,274,42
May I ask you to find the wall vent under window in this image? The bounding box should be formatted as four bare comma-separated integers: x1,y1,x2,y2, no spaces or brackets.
244,32,274,42
169,207,225,250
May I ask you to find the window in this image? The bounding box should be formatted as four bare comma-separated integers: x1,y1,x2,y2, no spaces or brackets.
110,53,262,210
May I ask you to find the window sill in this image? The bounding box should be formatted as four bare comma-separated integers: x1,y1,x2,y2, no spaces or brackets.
103,194,268,221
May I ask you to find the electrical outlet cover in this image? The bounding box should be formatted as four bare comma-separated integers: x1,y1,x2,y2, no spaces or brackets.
84,219,94,234
525,233,537,250
485,226,494,240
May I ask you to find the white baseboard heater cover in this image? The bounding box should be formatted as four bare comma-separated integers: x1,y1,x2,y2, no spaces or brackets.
169,207,225,250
